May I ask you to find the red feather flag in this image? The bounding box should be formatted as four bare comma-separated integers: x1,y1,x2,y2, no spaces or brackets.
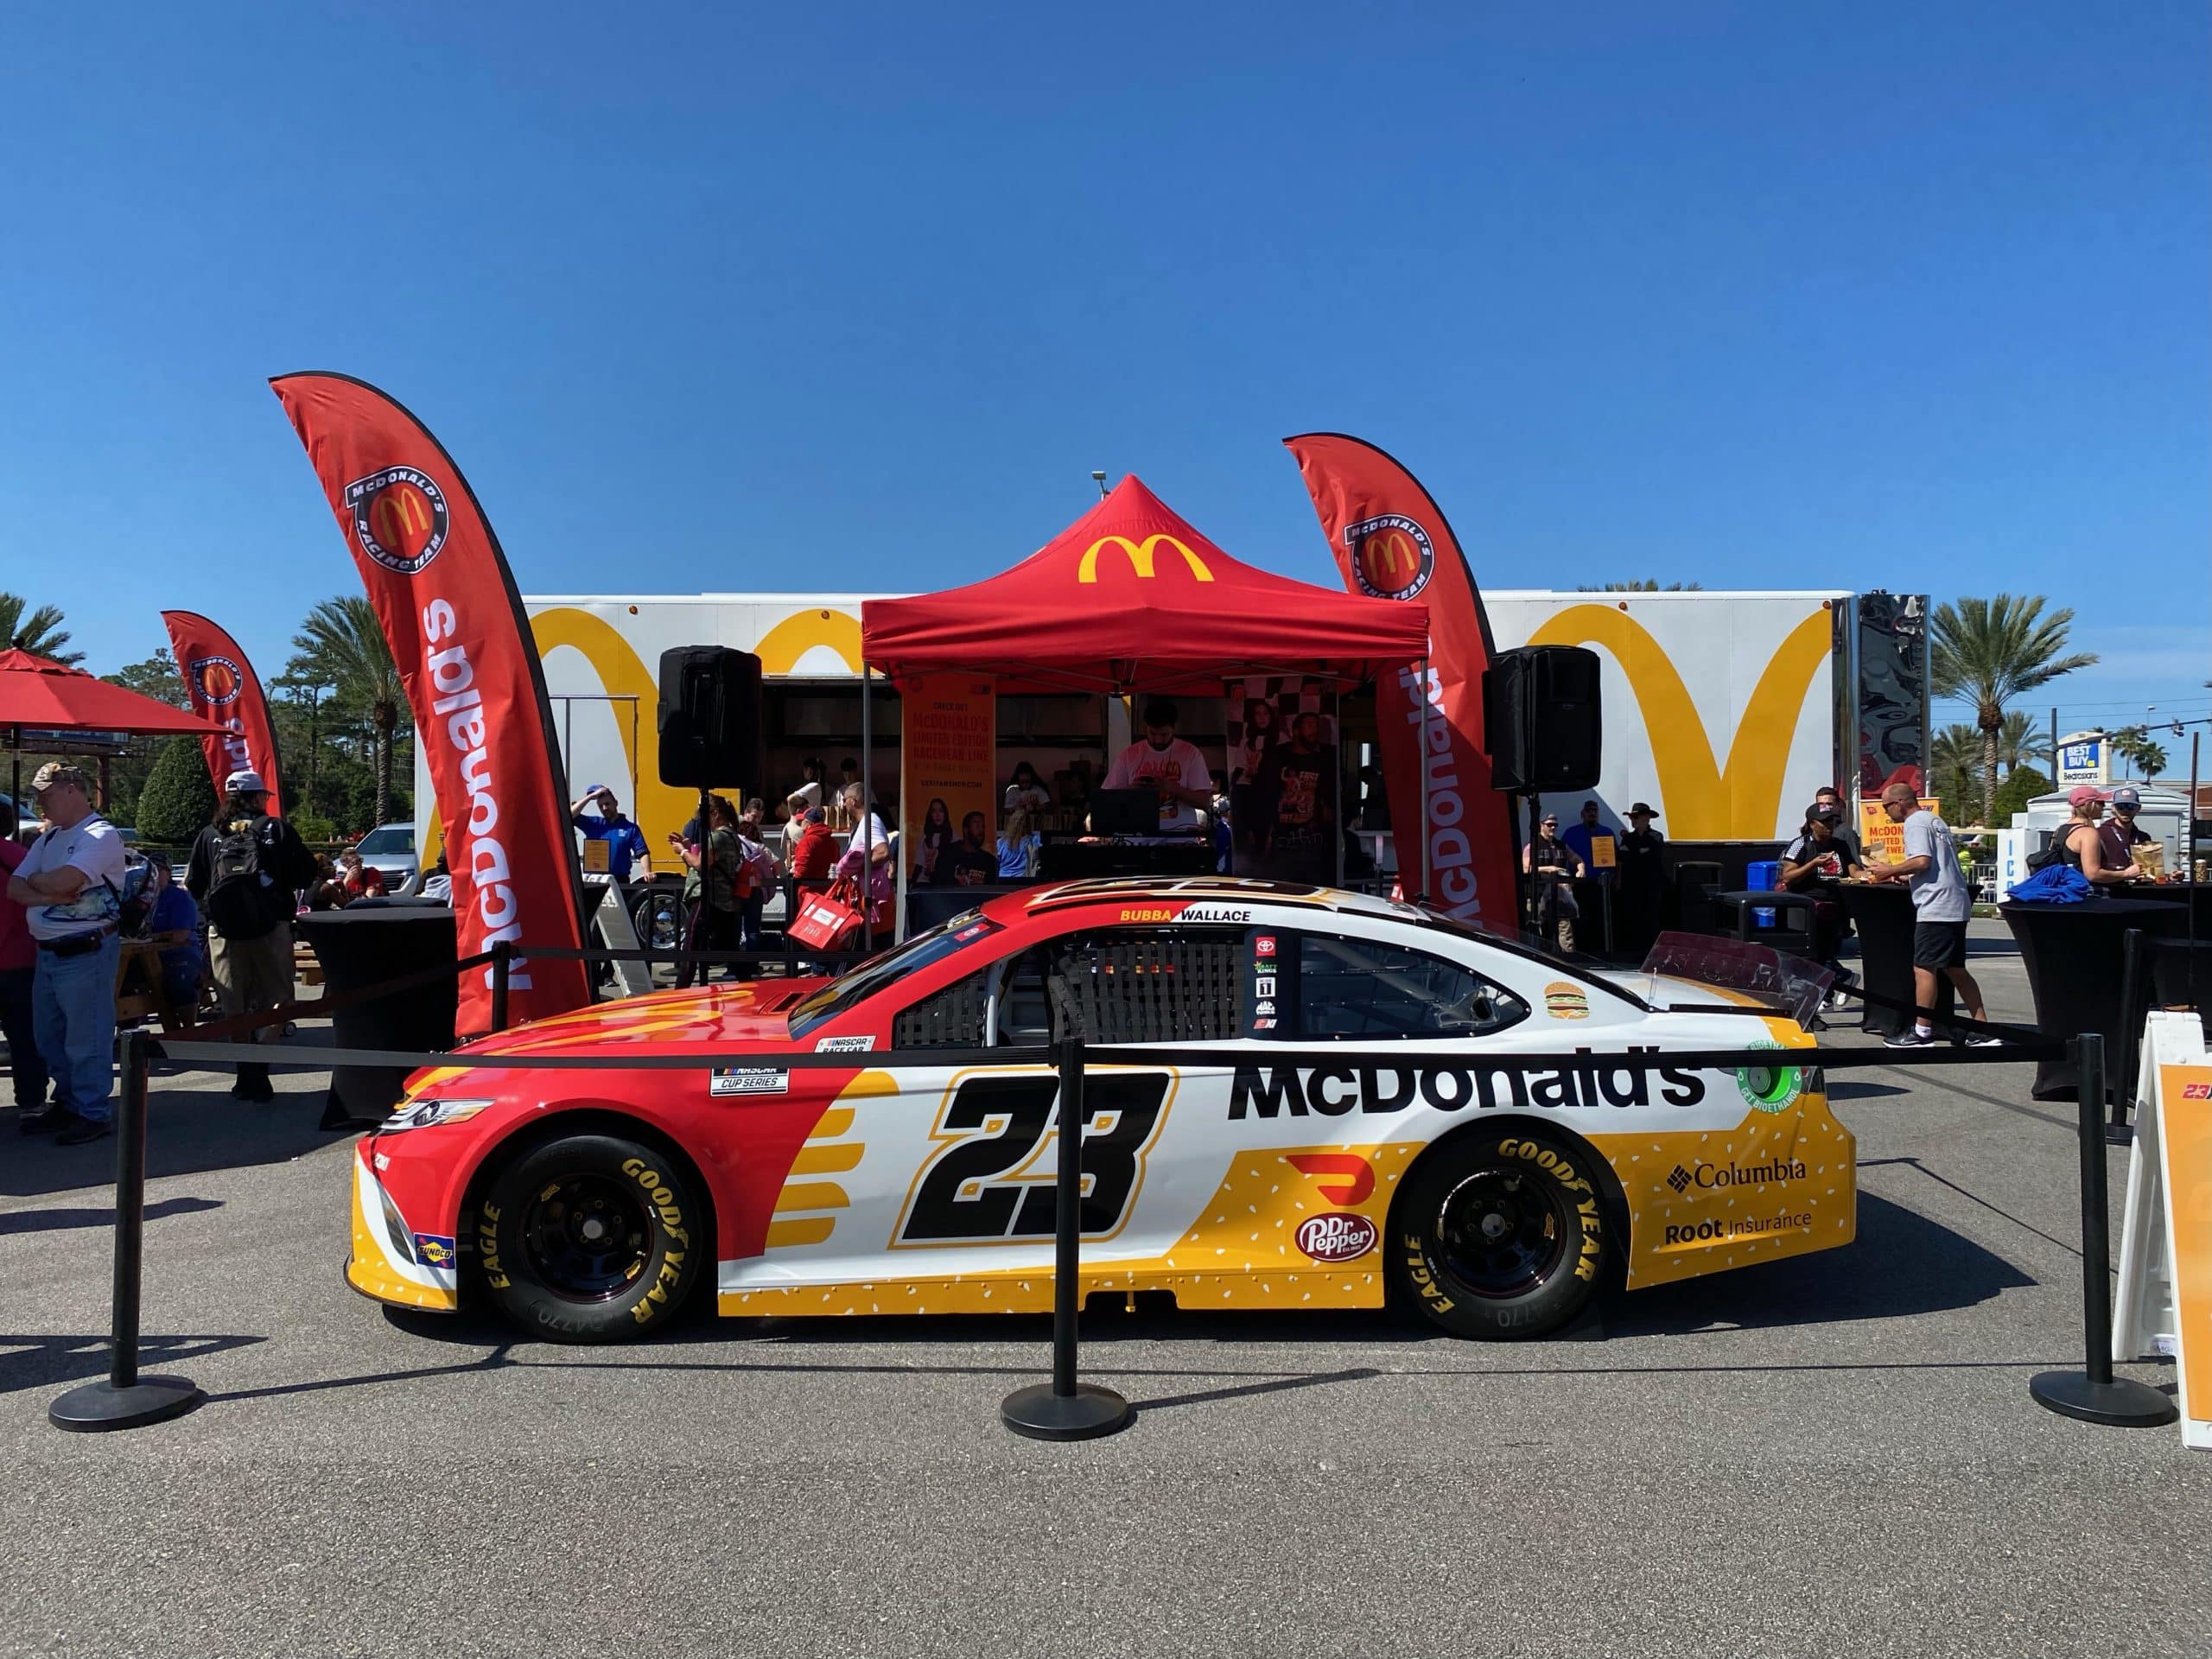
270,372,590,1033
160,611,285,814
1283,434,1519,928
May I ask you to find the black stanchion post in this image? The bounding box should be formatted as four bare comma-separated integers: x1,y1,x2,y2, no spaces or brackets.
1001,1035,1130,1441
2029,1031,2177,1428
2112,931,2145,1139
49,1030,204,1433
490,939,512,1033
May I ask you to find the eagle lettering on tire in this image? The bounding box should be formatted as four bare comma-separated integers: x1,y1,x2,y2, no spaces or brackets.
478,1133,703,1343
1389,1129,1607,1339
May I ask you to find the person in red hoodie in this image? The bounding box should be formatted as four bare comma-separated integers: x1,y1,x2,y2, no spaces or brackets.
788,806,837,893
0,801,49,1120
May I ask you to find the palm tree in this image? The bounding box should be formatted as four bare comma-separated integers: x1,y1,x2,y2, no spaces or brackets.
1930,594,2097,814
1996,709,2047,778
293,595,408,825
1931,724,1985,821
0,592,81,664
1574,580,1706,592
2108,727,2169,781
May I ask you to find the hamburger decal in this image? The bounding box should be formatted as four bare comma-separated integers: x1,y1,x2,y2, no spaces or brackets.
1543,982,1590,1020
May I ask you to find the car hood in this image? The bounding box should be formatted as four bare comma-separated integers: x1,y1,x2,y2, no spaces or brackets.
452,977,832,1056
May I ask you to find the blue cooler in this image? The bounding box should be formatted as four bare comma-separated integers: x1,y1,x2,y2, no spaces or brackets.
1745,859,1783,928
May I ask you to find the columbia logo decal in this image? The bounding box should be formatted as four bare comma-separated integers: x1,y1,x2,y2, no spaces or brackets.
1667,1165,1693,1193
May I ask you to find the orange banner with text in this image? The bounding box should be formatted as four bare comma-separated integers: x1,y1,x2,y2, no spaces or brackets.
900,675,995,887
1859,798,1940,864
2158,1063,2212,1447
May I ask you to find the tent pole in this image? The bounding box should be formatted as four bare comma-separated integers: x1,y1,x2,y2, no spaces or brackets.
860,661,874,956
1418,654,1432,902
1332,683,1344,890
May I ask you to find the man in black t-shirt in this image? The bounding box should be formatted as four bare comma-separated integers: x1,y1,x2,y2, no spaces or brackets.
943,812,998,887
1261,714,1335,882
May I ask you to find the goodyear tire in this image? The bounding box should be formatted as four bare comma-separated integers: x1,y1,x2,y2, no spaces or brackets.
478,1134,703,1344
1389,1128,1606,1339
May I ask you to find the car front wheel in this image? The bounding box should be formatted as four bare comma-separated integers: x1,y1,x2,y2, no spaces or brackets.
477,1133,704,1343
1389,1128,1606,1339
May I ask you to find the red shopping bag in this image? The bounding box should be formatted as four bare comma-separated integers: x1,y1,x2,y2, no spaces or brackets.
787,886,863,951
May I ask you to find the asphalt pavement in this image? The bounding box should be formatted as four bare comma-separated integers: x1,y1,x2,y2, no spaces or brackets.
1,924,2204,1658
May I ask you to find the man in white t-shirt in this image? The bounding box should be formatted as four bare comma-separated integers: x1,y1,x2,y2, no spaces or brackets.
3,763,126,1142
1102,699,1214,835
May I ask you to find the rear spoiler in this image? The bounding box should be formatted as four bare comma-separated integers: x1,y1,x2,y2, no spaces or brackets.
1638,931,1836,1028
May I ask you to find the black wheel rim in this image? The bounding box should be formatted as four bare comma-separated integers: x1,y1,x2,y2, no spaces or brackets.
1432,1166,1569,1300
520,1173,654,1301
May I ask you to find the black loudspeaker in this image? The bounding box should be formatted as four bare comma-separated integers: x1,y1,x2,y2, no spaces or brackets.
657,647,765,790
1484,646,1602,792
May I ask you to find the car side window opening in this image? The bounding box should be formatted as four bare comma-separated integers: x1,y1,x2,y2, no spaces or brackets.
893,927,1243,1050
1048,927,1243,1046
1293,932,1528,1040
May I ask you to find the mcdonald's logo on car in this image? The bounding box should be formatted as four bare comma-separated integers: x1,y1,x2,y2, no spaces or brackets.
1344,513,1435,601
1077,534,1215,584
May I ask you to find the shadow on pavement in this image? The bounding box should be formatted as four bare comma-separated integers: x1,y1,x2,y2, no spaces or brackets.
0,1333,263,1396
1611,1191,2034,1338
0,1085,355,1199
0,1196,223,1236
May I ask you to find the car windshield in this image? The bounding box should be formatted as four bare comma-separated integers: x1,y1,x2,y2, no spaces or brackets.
787,911,1001,1039
356,827,414,856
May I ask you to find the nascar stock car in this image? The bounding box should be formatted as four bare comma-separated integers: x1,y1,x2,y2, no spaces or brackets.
349,878,1854,1343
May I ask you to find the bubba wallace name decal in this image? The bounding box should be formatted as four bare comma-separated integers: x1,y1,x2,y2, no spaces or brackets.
1228,1047,1709,1119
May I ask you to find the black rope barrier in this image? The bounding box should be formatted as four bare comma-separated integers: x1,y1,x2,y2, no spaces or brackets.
63,1001,2101,1440
2027,1032,2178,1430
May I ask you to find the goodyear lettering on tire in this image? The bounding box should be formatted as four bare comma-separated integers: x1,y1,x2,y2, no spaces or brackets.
1498,1137,1603,1281
479,1200,510,1290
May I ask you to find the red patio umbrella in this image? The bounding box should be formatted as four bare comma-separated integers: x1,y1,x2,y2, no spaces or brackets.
3,647,228,810
0,648,228,740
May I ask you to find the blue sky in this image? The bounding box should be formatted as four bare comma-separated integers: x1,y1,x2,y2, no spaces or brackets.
3,3,2204,741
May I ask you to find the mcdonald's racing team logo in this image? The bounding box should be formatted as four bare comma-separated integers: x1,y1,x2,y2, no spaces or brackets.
1078,533,1215,584
1344,513,1434,601
185,654,244,708
344,466,450,575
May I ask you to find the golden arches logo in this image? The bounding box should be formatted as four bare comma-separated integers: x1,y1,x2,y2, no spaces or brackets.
1523,605,1834,841
1353,532,1424,593
1077,534,1215,584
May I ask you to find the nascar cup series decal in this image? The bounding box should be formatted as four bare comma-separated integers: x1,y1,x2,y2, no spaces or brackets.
711,1068,788,1096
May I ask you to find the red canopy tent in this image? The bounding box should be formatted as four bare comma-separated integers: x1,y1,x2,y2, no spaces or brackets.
856,478,1432,939
2,646,226,809
862,475,1428,694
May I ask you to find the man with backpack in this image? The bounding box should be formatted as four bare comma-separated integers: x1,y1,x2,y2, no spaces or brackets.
186,769,319,1102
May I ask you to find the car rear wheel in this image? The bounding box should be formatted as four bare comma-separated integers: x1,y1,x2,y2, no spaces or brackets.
477,1133,703,1343
1389,1128,1606,1339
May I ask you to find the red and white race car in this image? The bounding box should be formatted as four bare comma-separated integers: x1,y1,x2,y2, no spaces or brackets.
348,879,1853,1342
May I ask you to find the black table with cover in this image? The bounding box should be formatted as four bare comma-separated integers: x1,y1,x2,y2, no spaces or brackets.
296,899,458,1128
1830,881,1955,1038
1999,890,2196,1103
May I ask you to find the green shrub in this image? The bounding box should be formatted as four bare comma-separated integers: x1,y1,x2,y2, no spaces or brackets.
1991,765,2052,823
134,737,217,845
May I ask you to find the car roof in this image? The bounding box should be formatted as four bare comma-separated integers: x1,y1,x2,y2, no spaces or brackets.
1009,875,1426,923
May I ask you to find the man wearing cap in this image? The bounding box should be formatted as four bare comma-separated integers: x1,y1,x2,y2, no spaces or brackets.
1781,800,1863,975
3,763,127,1142
0,798,48,1122
187,769,319,1102
1616,802,1667,957
2100,785,2155,875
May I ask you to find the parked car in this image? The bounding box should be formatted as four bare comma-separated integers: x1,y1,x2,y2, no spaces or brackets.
353,823,419,893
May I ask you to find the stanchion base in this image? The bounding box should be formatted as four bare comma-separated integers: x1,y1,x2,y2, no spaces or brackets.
2029,1370,2177,1428
1001,1382,1131,1441
48,1375,205,1433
